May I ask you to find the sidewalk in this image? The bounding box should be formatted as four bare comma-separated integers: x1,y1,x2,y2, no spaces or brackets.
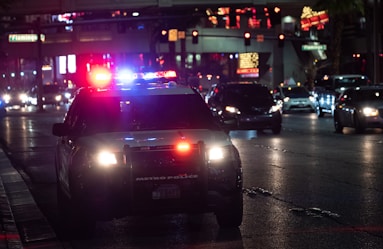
0,149,63,248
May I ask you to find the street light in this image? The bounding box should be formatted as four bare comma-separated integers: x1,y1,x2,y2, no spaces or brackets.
192,30,199,44
278,33,285,47
244,31,251,46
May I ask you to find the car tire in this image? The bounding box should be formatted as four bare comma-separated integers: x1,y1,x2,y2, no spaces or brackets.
354,114,365,134
215,191,243,228
271,124,282,134
316,104,324,117
334,113,343,133
57,178,96,238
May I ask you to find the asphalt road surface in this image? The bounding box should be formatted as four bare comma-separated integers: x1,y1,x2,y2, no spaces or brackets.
1,105,383,249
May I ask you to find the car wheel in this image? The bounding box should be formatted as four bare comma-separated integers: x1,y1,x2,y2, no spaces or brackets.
215,191,243,228
354,114,365,134
334,113,343,133
235,117,241,130
57,177,96,238
316,105,324,117
271,124,282,134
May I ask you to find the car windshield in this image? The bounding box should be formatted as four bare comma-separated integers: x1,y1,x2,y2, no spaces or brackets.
282,87,310,97
43,85,61,93
82,94,219,133
354,89,383,101
334,77,369,88
224,85,274,105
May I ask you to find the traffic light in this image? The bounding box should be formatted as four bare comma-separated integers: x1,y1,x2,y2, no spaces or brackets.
278,33,285,47
244,31,251,46
269,7,282,27
160,29,168,43
192,30,199,44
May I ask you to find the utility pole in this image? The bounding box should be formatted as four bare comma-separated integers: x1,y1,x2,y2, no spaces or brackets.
373,0,381,84
35,18,44,112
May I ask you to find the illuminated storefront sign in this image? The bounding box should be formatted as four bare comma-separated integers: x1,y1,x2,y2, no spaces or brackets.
237,52,259,77
300,6,329,31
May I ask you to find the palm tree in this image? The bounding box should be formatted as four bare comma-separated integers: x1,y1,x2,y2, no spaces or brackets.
313,0,365,74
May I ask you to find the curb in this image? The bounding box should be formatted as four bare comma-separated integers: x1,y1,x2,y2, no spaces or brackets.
0,149,62,248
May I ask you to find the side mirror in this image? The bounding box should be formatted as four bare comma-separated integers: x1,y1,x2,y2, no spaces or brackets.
52,123,70,137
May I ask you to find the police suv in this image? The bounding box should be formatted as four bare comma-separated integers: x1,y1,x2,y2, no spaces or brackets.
52,70,243,234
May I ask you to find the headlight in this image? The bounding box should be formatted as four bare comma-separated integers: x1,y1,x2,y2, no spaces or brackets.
362,107,379,117
96,151,118,167
225,106,240,114
55,95,62,102
309,96,315,102
3,94,11,103
269,105,281,113
283,97,290,102
64,92,71,99
19,93,28,102
208,147,224,161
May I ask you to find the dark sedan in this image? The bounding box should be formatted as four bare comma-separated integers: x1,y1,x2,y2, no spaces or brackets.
333,86,383,133
205,82,282,134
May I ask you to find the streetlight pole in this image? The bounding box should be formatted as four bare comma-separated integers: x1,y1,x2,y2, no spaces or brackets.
35,18,44,112
372,0,381,84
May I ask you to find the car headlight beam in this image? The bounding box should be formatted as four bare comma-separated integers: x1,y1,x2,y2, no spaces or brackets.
97,151,118,167
225,106,240,114
208,147,224,161
362,107,379,117
269,105,281,113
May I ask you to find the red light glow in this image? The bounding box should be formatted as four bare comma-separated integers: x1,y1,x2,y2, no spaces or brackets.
88,67,113,88
176,141,191,154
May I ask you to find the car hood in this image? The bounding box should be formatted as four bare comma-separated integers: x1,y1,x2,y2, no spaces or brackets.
77,129,232,150
354,100,383,109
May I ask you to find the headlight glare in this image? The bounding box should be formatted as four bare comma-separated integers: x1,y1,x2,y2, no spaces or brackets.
208,147,224,161
309,96,315,102
362,107,379,117
225,106,240,114
55,95,62,101
19,93,28,102
97,151,118,167
3,94,11,103
269,105,280,113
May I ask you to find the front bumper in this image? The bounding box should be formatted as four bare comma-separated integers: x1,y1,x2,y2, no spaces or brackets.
222,112,282,130
70,143,242,219
283,100,315,112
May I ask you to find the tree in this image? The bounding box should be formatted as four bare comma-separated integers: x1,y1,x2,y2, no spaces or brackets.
313,0,365,74
0,0,11,12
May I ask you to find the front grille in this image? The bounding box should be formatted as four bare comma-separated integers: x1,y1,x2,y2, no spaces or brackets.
249,106,269,115
123,142,208,208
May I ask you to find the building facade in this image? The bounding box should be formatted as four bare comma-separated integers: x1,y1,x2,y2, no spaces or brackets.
0,0,379,91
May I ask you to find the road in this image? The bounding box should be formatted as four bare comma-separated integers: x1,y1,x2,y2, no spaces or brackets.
1,105,383,249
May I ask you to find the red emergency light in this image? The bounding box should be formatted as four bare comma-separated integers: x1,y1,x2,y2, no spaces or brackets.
87,66,113,88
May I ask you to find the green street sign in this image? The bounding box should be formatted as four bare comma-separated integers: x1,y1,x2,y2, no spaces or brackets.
302,44,327,51
8,34,45,43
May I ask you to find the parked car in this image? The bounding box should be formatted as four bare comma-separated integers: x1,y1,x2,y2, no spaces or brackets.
205,81,282,134
313,74,370,117
333,85,383,133
273,85,315,113
52,80,243,235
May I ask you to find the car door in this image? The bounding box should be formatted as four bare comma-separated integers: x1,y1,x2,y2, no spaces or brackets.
338,90,356,126
55,95,85,192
